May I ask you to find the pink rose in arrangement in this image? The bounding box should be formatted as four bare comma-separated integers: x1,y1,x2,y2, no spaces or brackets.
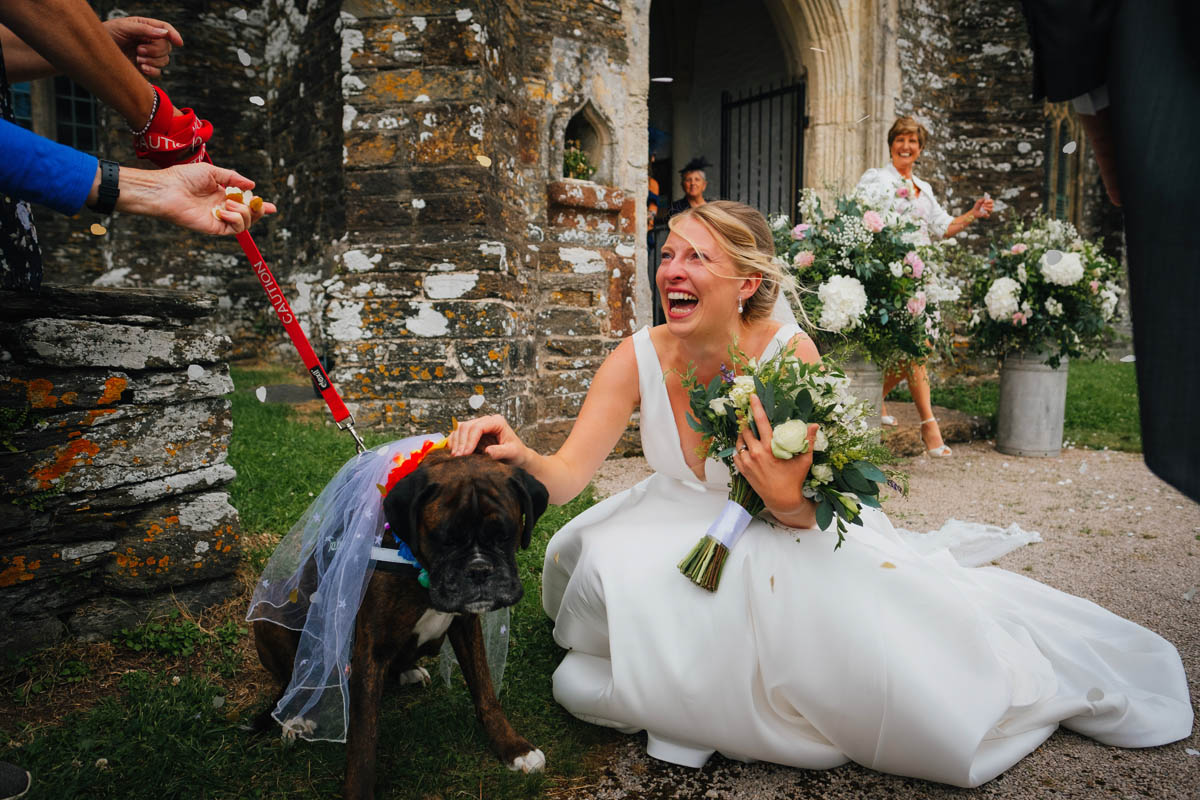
1010,243,1028,255
896,185,910,199
862,210,884,233
906,291,927,316
1090,280,1100,293
793,250,815,269
1012,311,1029,325
904,251,924,278
791,223,811,240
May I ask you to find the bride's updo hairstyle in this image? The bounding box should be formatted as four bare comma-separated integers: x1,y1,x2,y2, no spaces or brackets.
668,200,796,322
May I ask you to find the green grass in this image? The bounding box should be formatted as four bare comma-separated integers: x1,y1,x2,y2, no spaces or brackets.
3,368,614,800
889,359,1141,452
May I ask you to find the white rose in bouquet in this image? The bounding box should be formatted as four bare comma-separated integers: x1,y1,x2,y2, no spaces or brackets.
1045,297,1064,317
810,463,834,484
1040,251,1085,286
770,419,811,460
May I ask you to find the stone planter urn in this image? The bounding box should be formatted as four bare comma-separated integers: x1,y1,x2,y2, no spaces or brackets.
837,350,884,429
996,350,1069,457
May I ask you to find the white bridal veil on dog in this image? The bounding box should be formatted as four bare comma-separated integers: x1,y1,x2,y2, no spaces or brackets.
247,434,509,743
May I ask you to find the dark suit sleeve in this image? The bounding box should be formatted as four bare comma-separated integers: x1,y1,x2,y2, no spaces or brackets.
1020,0,1118,101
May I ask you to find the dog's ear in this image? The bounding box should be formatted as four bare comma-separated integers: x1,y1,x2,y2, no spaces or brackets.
382,467,434,549
509,468,549,549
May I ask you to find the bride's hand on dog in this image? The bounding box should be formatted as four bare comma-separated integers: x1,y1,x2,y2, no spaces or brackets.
448,415,530,465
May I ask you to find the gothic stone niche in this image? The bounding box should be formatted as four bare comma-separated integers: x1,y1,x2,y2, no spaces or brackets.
557,100,614,185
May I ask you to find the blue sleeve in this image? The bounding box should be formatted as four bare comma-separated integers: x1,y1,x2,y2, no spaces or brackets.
0,119,98,215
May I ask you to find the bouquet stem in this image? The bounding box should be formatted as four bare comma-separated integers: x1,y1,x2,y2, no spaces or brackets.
678,477,763,591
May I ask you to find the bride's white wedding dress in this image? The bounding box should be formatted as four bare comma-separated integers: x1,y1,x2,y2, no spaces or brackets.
541,324,1192,788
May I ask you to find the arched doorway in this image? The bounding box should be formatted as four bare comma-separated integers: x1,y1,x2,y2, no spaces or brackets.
648,0,801,223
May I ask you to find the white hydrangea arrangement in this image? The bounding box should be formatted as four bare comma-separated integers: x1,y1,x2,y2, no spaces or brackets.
772,190,960,369
967,215,1124,367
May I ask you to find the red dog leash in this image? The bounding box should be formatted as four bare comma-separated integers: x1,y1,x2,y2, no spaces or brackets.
136,87,366,453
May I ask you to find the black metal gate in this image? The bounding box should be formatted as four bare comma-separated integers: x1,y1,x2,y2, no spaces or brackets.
720,82,806,223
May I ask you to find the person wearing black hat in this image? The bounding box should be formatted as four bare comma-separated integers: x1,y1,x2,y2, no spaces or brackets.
667,157,711,217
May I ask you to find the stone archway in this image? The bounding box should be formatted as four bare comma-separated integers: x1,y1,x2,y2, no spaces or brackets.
646,0,899,204
762,0,900,194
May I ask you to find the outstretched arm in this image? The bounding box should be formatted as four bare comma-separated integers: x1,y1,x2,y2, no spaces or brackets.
85,162,276,235
448,337,641,505
0,1,157,129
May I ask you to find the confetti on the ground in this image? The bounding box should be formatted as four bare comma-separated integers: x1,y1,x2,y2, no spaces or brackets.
476,154,492,167
1062,141,1077,154
89,223,107,235
1120,354,1136,362
255,386,267,402
212,696,226,709
249,96,265,106
1186,747,1200,756
237,48,252,66
1183,586,1196,602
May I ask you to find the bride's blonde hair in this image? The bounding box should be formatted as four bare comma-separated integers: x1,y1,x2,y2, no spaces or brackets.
668,200,798,322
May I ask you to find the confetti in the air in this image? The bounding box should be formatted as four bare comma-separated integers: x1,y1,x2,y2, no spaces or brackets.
855,114,871,123
476,154,492,168
1044,249,1063,265
468,394,485,410
89,223,107,235
249,96,265,106
187,364,206,380
237,48,252,66
810,47,826,53
1120,354,1136,363
255,386,268,402
1062,140,1077,154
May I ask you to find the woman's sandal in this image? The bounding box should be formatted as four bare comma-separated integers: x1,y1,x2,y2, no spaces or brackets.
880,414,898,427
920,417,952,457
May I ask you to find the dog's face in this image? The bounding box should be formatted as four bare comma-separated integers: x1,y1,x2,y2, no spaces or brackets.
382,450,549,614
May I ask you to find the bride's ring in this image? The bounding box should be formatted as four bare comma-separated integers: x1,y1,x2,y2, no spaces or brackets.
738,444,749,453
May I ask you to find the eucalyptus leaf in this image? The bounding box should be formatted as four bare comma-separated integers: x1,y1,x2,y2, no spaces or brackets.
859,493,882,509
815,495,834,530
853,460,887,482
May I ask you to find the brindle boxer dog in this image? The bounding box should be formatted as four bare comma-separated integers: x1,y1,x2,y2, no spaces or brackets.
252,437,549,800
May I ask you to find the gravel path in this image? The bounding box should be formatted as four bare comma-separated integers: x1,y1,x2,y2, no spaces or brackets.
578,442,1200,799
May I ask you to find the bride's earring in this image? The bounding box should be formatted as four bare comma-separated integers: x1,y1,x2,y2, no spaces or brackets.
737,296,744,314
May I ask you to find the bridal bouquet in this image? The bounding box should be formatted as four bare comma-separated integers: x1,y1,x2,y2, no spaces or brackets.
677,343,897,591
966,216,1123,367
771,190,961,369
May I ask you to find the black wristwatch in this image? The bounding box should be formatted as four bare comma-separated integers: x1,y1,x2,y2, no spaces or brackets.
94,159,120,215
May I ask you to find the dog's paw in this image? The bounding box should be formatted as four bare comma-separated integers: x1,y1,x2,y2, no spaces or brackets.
398,666,431,686
507,748,546,773
280,716,317,742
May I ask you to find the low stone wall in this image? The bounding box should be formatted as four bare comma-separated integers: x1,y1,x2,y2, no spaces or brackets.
0,286,240,654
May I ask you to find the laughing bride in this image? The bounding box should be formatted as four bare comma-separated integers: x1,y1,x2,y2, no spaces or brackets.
446,200,1191,788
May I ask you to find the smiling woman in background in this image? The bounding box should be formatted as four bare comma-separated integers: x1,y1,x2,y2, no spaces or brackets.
855,116,994,457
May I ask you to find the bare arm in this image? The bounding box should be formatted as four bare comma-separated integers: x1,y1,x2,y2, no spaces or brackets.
448,337,641,505
0,2,158,128
943,196,994,239
84,162,276,235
